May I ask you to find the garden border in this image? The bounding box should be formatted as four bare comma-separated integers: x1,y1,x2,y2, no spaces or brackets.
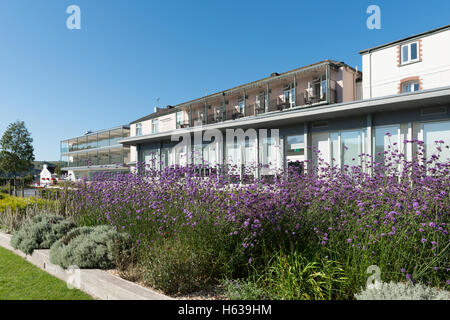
0,231,172,300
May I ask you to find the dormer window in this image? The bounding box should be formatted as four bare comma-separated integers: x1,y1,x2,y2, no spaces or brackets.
401,42,419,64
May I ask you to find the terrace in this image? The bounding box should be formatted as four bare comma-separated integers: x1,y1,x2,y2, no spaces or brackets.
172,60,339,127
60,126,131,169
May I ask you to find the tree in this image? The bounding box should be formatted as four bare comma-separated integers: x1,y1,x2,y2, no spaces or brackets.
55,164,62,177
0,121,35,195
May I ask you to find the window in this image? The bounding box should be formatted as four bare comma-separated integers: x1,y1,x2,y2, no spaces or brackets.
135,123,142,136
402,81,420,93
401,42,419,64
286,135,304,156
176,112,183,127
423,120,450,163
238,99,245,114
284,87,296,107
151,119,159,134
373,125,400,166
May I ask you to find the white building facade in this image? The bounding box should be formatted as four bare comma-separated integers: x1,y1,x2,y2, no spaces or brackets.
361,25,450,99
116,25,450,175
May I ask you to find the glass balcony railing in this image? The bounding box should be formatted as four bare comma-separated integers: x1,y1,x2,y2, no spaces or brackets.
62,127,130,154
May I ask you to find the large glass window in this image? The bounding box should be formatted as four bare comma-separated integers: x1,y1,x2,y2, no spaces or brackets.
341,130,362,167
286,135,304,156
373,125,399,165
330,132,340,167
423,120,450,163
141,146,160,170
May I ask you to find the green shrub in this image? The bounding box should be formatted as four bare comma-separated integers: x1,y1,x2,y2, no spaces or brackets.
222,278,268,300
140,236,230,295
10,214,76,255
49,225,130,269
355,281,450,300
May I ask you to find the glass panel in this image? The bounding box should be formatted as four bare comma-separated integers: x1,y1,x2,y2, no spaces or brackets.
98,150,110,165
238,100,245,114
244,137,256,168
410,42,418,60
110,149,123,165
414,82,419,91
402,45,409,63
330,132,339,167
286,135,304,156
373,125,399,165
61,142,69,154
136,124,142,136
109,129,124,146
341,130,362,167
423,120,450,163
152,120,159,134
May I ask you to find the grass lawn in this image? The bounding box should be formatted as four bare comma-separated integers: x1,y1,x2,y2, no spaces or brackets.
0,246,93,300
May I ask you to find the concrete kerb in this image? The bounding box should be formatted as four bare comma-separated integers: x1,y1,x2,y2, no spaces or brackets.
0,231,172,300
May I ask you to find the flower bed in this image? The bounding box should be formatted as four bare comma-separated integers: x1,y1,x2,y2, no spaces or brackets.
68,140,449,299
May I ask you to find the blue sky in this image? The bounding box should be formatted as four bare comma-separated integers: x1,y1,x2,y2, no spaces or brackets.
0,0,449,161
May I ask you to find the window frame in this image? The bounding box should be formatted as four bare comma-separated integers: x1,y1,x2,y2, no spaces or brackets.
401,80,420,93
400,41,420,65
135,123,142,136
151,119,159,134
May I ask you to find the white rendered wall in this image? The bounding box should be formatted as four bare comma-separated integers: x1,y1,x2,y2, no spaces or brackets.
362,29,450,99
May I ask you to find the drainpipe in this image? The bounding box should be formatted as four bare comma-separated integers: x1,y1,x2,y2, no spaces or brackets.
326,63,331,104
369,49,373,99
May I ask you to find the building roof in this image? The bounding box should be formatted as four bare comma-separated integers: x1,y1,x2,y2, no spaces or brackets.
61,125,130,143
130,59,360,124
359,24,450,54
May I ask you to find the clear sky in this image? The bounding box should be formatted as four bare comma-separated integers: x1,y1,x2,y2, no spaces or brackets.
0,0,449,161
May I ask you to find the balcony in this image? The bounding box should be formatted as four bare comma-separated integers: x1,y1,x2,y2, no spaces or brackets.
149,61,343,131
61,126,130,155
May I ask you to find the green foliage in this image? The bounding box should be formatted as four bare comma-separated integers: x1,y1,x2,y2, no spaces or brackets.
0,194,54,214
355,281,450,300
0,121,34,180
49,225,131,269
260,251,348,300
140,230,237,296
10,214,76,255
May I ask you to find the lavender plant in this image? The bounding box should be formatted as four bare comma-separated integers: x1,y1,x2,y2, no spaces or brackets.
68,139,449,297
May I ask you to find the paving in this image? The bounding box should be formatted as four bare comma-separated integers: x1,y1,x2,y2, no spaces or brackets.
0,231,172,300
